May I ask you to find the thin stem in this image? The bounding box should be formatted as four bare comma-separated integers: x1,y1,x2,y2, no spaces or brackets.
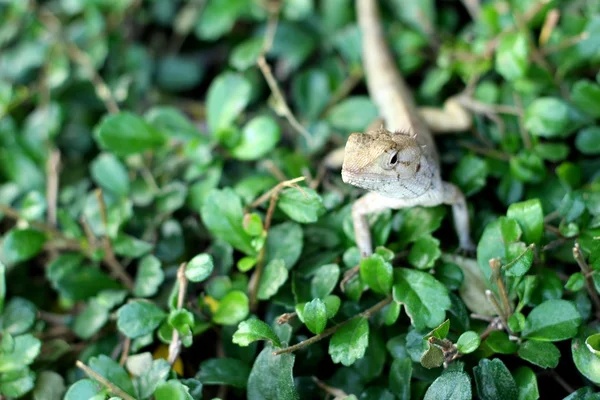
485,290,508,330
119,337,131,366
76,360,136,400
458,141,510,161
46,150,60,227
168,263,188,365
273,297,392,356
573,242,600,319
490,258,512,318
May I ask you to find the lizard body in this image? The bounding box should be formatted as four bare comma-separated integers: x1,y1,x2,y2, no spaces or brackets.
342,0,475,257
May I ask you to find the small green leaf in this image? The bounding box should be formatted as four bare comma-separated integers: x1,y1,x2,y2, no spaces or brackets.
512,367,539,400
88,355,135,397
571,80,600,118
113,234,153,258
247,344,298,400
573,328,600,385
264,222,303,270
257,259,288,300
73,300,109,339
522,299,581,341
0,334,41,373
2,228,46,264
456,331,481,354
198,358,251,389
495,32,529,80
424,371,472,400
90,153,130,197
524,97,570,138
206,72,251,134
485,331,518,354
232,318,282,348
425,319,450,340
63,380,103,400
473,358,518,400
32,370,66,400
1,297,37,335
420,341,444,369
212,290,249,325
323,295,341,319
506,199,544,244
450,154,488,196
231,116,281,160
230,37,263,71
311,263,340,299
0,368,36,398
329,317,369,366
154,379,194,400
503,244,534,277
117,301,166,338
575,126,600,155
389,358,412,400
94,112,166,156
326,96,378,132
359,254,393,294
133,255,164,298
408,234,441,270
277,187,325,224
518,340,560,368
586,333,600,356
304,298,327,334
186,253,214,283
393,268,451,330
565,272,585,292
201,188,256,255
136,359,171,399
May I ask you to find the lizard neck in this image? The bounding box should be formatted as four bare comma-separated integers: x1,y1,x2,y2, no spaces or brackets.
356,0,438,163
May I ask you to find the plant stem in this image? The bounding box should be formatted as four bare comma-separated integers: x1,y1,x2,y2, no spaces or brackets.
490,258,512,318
75,360,136,400
168,262,188,365
573,242,600,319
273,296,392,356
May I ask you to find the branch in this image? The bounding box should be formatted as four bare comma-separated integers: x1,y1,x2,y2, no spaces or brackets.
168,263,189,365
273,296,392,356
76,360,136,400
573,242,600,320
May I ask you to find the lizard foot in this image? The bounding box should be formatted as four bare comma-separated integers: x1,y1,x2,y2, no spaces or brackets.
455,242,476,258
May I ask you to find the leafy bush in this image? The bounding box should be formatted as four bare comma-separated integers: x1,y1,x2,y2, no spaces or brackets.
1,0,600,399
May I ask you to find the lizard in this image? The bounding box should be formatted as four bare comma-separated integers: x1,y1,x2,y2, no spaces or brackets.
341,0,476,259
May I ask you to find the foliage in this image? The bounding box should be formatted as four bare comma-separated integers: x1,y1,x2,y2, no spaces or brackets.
0,0,600,399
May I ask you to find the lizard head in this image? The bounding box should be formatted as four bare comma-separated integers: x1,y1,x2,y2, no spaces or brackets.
341,127,427,193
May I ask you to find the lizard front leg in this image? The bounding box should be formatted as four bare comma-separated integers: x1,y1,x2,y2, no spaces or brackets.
441,182,476,252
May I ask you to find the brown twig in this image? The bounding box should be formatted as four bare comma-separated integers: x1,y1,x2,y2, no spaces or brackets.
312,376,348,398
168,262,189,365
485,290,509,331
277,312,297,325
273,297,392,356
119,337,131,366
539,9,560,46
573,242,600,319
46,150,60,227
458,141,510,161
490,258,513,319
76,360,136,400
540,32,590,55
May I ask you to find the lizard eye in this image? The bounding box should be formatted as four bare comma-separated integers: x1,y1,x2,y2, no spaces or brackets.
389,153,398,165
382,151,398,170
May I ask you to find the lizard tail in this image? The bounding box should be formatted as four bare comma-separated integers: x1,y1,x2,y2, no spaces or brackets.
355,0,436,153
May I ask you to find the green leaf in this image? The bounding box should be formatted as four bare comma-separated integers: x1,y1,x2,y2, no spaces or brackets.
477,217,522,286
565,272,585,292
230,37,263,71
257,259,288,300
393,268,451,330
424,371,472,400
571,80,600,118
506,199,544,244
206,72,251,134
311,263,340,298
201,188,256,255
304,298,327,334
450,154,488,196
63,379,103,400
456,331,481,354
517,340,560,368
212,290,249,325
133,255,164,298
136,359,171,399
144,106,200,140
2,228,46,264
232,318,282,348
94,112,166,156
194,0,248,40
264,222,303,270
88,355,135,397
231,116,281,160
0,368,36,398
396,206,446,247
291,68,331,120
32,370,66,400
0,262,4,313
198,358,251,389
0,334,41,373
185,253,214,283
359,254,393,294
156,55,203,92
247,345,299,400
575,126,600,155
1,297,37,335
474,358,518,400
420,341,444,369
503,244,534,277
586,333,600,356
117,300,166,338
154,379,194,400
329,317,369,366
495,32,529,80
512,367,539,400
90,153,130,197
326,96,378,132
485,331,518,354
573,328,600,385
389,358,412,400
408,234,441,270
277,187,325,224
522,299,581,341
113,234,153,258
524,97,570,138
73,300,109,339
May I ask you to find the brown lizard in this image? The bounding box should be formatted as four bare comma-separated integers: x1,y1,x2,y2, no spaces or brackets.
341,0,475,258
